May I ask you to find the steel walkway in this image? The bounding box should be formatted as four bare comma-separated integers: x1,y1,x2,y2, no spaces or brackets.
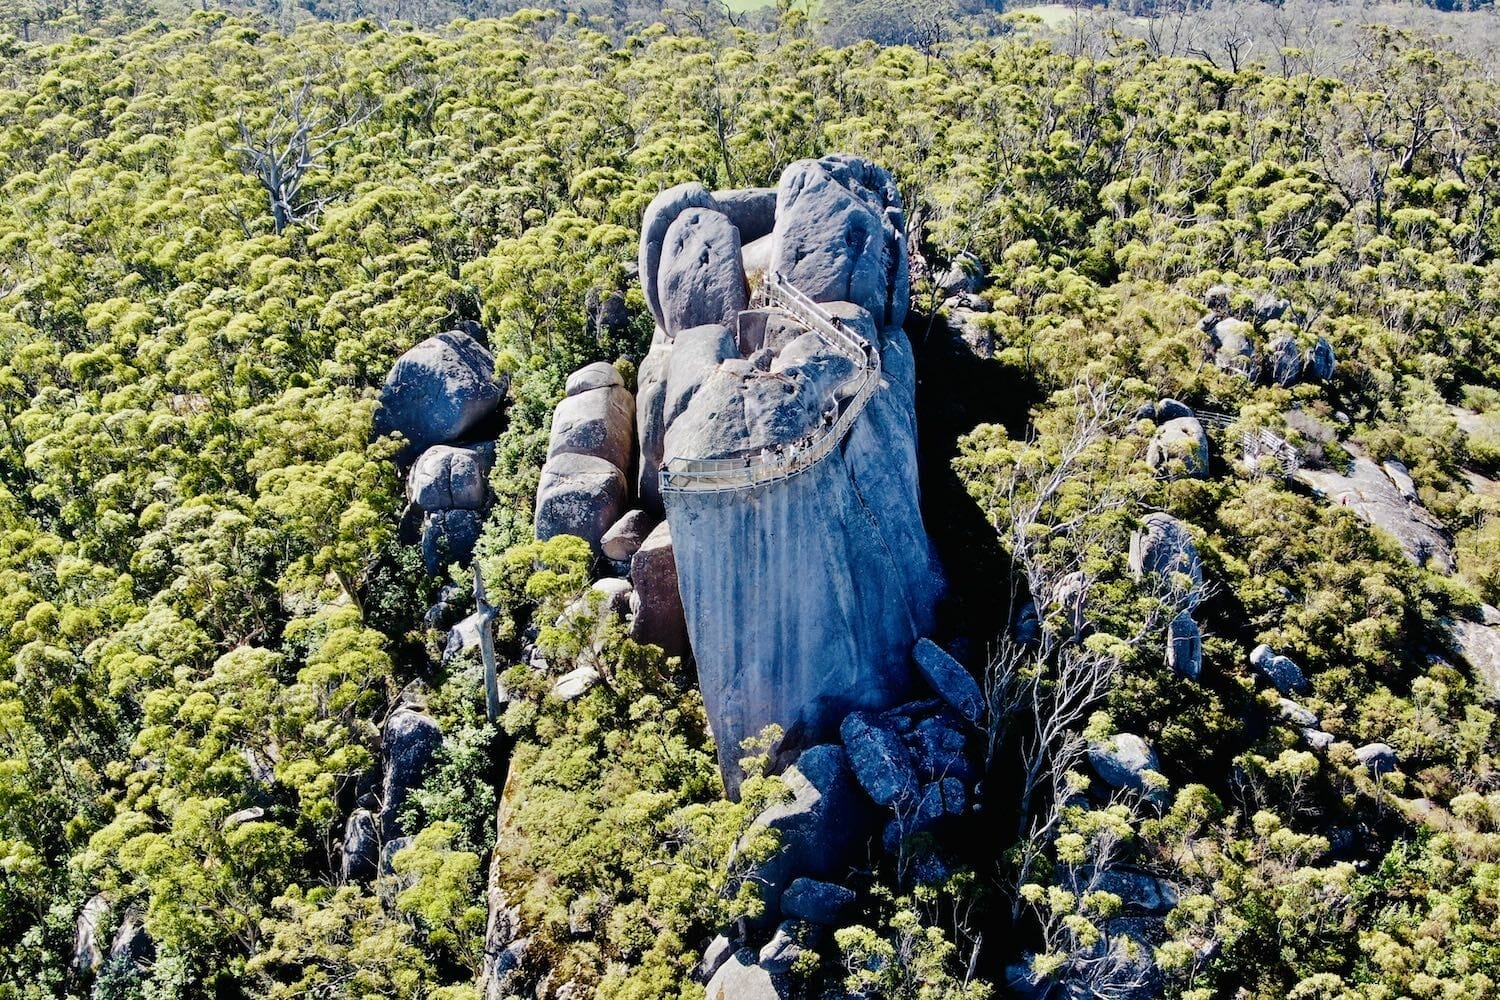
658,271,882,494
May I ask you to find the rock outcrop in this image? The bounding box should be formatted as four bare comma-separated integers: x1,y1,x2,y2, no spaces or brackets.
642,156,943,790
1295,455,1455,572
380,707,442,841
376,329,506,462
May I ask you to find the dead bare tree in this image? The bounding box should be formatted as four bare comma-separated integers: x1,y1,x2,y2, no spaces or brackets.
230,79,375,235
977,380,1188,996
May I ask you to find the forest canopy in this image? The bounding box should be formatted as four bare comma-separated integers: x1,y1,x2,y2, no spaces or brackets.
0,2,1499,999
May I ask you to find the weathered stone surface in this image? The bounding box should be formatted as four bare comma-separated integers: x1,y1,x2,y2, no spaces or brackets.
1382,459,1418,502
379,836,414,877
380,708,442,840
704,948,790,1000
223,806,263,829
1264,335,1302,387
629,521,688,657
1356,742,1399,774
713,186,779,243
1156,397,1193,422
1254,292,1290,325
421,508,484,575
1012,599,1041,646
780,878,856,924
1204,284,1233,312
1211,317,1255,374
1129,513,1203,605
658,208,748,336
1277,698,1318,728
408,443,494,511
601,510,654,562
665,325,940,786
376,331,505,461
1295,456,1455,572
696,935,736,984
937,251,985,295
548,383,635,474
74,894,109,974
665,324,739,427
1305,336,1336,381
552,666,601,701
841,711,920,807
1148,417,1210,479
1254,650,1309,695
635,341,672,517
741,233,775,281
1087,733,1167,805
341,808,379,882
639,183,720,331
1303,728,1336,750
911,639,983,725
771,155,907,328
534,453,628,553
906,710,974,785
565,361,623,398
1166,612,1202,680
108,908,152,966
742,745,873,906
758,921,814,974
1449,618,1500,698
1061,868,1179,915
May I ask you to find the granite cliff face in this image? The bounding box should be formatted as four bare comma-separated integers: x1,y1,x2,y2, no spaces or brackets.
639,156,944,791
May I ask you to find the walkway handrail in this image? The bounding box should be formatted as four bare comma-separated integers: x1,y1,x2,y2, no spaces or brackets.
660,272,881,493
1191,407,1300,476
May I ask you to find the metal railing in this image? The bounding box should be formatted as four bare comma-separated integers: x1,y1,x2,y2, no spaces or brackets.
659,272,882,493
1192,408,1300,476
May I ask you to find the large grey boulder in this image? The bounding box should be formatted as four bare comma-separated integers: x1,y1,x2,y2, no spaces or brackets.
1129,513,1203,605
1210,318,1255,375
534,453,628,554
341,808,379,882
771,155,908,328
665,324,739,426
1155,397,1193,422
1147,417,1210,479
1166,612,1202,680
1449,618,1500,699
1250,645,1310,694
565,361,623,398
657,208,748,337
780,878,856,925
380,708,442,841
639,183,720,331
547,382,635,474
1263,335,1303,387
704,948,790,1000
73,894,109,974
713,186,779,243
1295,456,1455,572
742,744,874,907
421,508,484,575
1356,742,1398,775
905,708,975,785
1087,733,1167,806
108,908,153,967
629,521,688,657
696,934,736,984
376,330,505,462
1277,698,1318,727
840,711,919,807
635,341,672,517
1305,336,1336,382
408,443,494,511
911,639,984,725
600,509,654,562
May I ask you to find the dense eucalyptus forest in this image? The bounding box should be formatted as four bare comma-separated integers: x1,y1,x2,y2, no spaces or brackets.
2,2,1500,999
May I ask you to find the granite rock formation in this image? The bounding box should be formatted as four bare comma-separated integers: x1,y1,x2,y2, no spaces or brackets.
640,156,944,791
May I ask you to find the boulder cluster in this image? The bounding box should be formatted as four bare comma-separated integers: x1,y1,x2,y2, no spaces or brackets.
338,703,445,883
1139,396,1211,480
376,325,508,574
1199,283,1335,386
699,638,985,999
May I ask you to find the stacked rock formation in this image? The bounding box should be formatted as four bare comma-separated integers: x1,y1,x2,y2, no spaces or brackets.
633,156,944,793
376,327,507,574
700,637,985,997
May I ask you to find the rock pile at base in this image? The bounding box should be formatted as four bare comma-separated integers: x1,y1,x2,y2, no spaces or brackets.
1198,284,1334,386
